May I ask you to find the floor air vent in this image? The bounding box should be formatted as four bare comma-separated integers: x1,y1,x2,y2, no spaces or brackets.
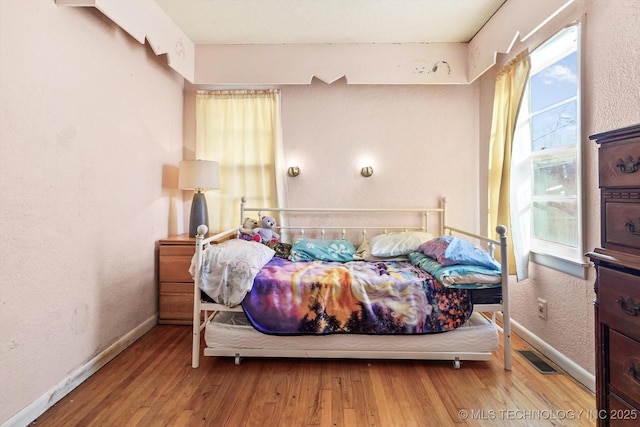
517,350,560,374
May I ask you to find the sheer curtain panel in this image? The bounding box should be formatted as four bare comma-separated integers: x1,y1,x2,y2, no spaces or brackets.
487,50,531,280
195,89,286,233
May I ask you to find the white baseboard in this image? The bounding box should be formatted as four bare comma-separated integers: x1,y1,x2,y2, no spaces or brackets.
498,313,595,393
2,315,157,427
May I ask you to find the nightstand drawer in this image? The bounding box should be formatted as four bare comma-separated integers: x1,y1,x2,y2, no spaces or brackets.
160,245,195,257
599,267,640,340
609,331,640,407
160,282,194,294
605,199,640,252
159,246,194,282
599,139,640,188
159,282,194,324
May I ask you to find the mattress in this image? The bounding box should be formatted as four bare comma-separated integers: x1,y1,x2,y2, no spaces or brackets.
204,311,499,355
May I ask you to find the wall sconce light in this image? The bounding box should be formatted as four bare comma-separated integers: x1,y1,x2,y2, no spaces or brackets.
287,166,300,177
361,166,374,177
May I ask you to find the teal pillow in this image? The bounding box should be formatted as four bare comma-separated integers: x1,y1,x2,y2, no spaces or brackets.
289,238,356,262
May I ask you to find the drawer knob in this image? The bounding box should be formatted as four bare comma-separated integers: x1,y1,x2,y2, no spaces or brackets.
616,155,640,173
617,296,640,316
625,217,640,235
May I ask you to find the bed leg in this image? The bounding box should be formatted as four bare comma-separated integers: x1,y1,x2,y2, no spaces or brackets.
192,227,207,369
453,357,461,369
503,312,512,371
234,354,241,365
192,318,200,369
496,224,512,371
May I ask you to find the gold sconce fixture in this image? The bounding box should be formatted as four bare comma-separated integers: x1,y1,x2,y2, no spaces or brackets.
287,166,300,177
361,166,374,177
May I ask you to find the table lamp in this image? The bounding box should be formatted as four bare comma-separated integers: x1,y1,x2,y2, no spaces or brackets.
178,160,220,237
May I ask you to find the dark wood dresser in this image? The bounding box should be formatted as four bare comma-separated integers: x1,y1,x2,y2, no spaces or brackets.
587,124,640,426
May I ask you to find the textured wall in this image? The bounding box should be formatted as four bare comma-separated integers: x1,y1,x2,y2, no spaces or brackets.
280,79,481,232
584,0,640,132
0,2,184,423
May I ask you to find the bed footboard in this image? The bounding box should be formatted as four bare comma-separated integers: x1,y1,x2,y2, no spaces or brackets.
444,224,510,370
192,225,240,368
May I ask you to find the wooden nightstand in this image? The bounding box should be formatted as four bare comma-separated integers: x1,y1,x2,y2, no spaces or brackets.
158,234,197,325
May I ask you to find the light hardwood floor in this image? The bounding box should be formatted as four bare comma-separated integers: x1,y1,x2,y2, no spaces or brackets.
31,324,596,427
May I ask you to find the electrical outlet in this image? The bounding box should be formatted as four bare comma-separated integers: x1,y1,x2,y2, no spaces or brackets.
537,298,547,319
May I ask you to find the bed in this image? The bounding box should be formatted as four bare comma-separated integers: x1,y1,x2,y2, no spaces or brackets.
190,197,511,370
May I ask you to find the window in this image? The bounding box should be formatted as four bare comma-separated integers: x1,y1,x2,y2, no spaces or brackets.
195,89,286,232
513,24,585,277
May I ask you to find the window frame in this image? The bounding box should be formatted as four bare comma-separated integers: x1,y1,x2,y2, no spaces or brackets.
519,23,588,278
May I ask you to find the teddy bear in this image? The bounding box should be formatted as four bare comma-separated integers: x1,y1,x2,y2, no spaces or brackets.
253,215,280,243
239,217,259,241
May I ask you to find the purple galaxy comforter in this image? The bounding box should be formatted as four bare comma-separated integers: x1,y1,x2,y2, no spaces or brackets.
241,257,472,335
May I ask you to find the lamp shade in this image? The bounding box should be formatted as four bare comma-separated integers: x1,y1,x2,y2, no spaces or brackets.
178,160,220,190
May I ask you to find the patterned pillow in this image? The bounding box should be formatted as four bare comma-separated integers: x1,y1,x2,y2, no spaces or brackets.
289,238,356,262
418,235,501,270
264,241,292,259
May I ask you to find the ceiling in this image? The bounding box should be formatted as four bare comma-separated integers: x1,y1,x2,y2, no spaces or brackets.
153,0,508,45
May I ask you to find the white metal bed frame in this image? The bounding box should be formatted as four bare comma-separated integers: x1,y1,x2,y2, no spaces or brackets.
191,198,511,370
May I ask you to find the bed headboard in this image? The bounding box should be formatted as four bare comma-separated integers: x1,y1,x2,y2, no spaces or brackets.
239,196,448,244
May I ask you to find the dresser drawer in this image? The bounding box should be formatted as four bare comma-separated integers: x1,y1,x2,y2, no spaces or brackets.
609,331,640,408
599,267,640,340
599,139,640,188
604,199,640,252
609,394,640,426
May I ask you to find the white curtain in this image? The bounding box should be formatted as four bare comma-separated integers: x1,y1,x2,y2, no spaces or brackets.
510,86,532,280
195,89,287,233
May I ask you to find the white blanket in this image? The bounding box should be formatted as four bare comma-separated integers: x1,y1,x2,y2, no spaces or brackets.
189,239,275,307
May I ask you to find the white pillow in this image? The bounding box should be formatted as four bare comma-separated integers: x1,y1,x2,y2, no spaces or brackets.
369,231,433,257
190,239,274,307
355,239,410,261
